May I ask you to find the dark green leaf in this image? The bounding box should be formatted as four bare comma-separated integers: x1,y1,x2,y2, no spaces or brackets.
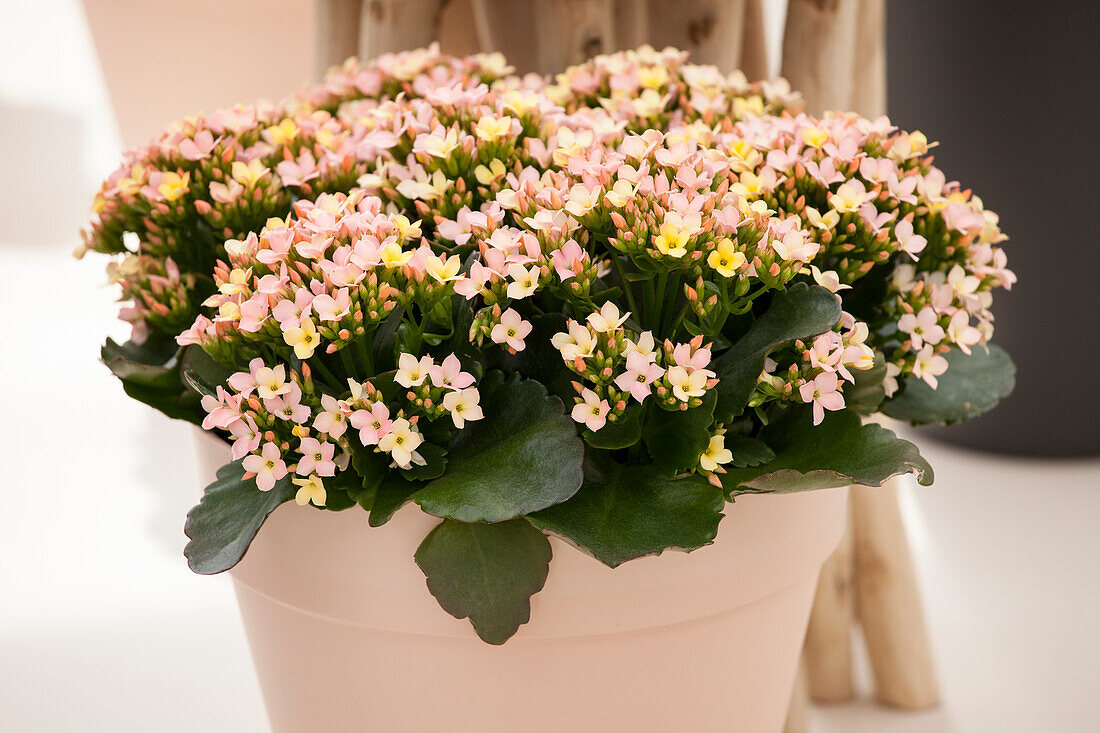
642,390,717,474
584,404,643,449
401,442,447,481
487,313,575,402
721,406,933,495
181,347,234,399
845,351,887,416
184,460,297,574
370,473,423,527
529,454,724,568
723,434,775,468
101,338,203,424
415,518,552,644
413,372,584,523
712,284,842,422
883,345,1015,425
349,446,389,510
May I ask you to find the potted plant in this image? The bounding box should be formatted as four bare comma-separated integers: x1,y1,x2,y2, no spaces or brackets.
81,46,1015,732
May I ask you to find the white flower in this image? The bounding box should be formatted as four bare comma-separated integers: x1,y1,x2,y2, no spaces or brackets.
666,366,709,402
442,387,484,429
505,263,539,300
587,301,629,333
377,418,425,469
395,353,434,388
551,321,595,361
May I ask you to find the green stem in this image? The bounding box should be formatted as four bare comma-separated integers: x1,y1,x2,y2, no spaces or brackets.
309,357,342,392
611,254,640,317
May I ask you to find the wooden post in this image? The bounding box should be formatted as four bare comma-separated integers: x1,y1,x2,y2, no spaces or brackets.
803,519,856,702
851,480,940,708
783,659,810,733
530,0,617,75
781,0,861,115
357,0,450,60
315,0,363,78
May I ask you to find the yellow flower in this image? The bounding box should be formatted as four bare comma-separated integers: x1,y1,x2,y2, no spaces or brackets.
653,213,693,258
392,214,422,242
292,475,326,507
265,118,300,146
707,238,746,277
158,171,190,202
219,267,253,296
801,126,829,149
379,242,413,269
637,64,669,89
283,319,320,359
699,435,733,472
473,115,513,141
425,254,461,284
231,159,270,188
475,158,506,185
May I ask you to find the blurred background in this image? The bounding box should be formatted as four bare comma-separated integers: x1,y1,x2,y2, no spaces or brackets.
1,1,1096,731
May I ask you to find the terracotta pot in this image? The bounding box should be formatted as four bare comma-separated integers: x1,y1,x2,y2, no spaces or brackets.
194,429,847,733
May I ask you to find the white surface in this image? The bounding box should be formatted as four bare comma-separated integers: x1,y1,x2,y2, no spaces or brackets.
2,2,1098,731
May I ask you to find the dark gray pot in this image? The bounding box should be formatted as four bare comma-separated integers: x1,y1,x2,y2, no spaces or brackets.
886,1,1099,456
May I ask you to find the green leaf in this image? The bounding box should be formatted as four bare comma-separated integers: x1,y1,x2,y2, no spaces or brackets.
401,442,447,481
349,446,389,510
721,407,933,495
712,284,842,422
413,372,584,523
584,404,643,449
845,351,887,416
487,313,575,402
642,390,717,474
184,460,297,574
101,338,204,424
883,344,1015,425
415,518,552,644
529,454,725,568
180,347,234,399
723,434,775,468
370,473,423,527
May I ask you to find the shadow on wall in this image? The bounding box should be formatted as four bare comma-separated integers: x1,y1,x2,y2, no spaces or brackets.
79,0,316,148
887,1,1100,457
0,100,90,247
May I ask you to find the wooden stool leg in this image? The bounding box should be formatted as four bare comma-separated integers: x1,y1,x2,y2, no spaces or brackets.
851,480,940,708
804,518,856,703
783,658,810,733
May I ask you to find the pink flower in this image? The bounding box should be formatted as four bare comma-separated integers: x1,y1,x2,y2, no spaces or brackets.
312,288,351,321
243,442,288,492
571,388,609,432
429,354,475,390
799,372,845,426
296,437,336,477
272,289,314,329
912,346,949,388
313,393,349,438
946,311,981,354
200,387,242,430
229,416,261,460
614,352,665,402
894,218,928,260
350,402,392,446
179,130,218,161
490,308,532,352
897,307,944,350
226,359,264,397
275,150,320,187
264,382,310,423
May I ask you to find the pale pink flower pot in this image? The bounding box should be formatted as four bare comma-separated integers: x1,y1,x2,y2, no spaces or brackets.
195,429,848,733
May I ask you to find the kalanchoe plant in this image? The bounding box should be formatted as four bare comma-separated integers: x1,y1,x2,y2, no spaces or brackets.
84,47,1015,644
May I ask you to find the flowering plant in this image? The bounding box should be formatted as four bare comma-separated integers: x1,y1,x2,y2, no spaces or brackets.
83,47,1014,644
